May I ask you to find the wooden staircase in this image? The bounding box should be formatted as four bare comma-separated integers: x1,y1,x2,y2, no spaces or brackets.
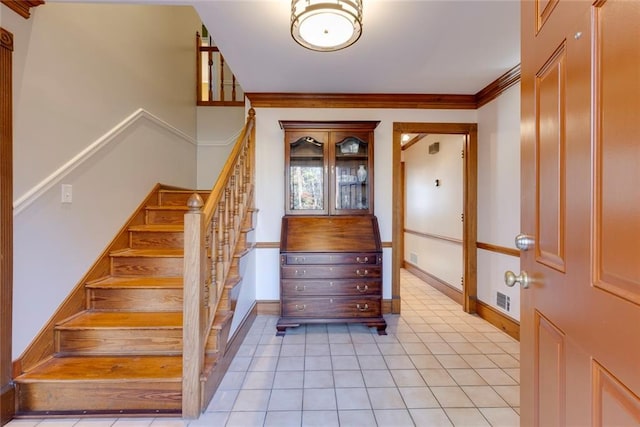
13,188,256,416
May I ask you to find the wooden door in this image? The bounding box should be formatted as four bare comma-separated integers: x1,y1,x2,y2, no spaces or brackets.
520,1,640,425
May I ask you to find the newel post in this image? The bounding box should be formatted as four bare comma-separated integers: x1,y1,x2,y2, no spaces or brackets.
182,193,205,418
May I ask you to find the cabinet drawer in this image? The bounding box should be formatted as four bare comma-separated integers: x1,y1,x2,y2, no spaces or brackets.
284,253,379,265
282,297,381,318
282,279,381,297
281,265,381,279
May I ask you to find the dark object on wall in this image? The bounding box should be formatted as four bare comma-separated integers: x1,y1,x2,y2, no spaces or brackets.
428,142,440,154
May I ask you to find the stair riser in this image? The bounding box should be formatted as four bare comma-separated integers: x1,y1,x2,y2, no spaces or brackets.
206,312,234,353
237,230,253,250
205,329,223,353
145,210,185,225
130,231,184,249
243,213,256,229
56,330,182,355
219,283,241,313
16,382,181,412
88,289,183,311
111,257,183,277
158,192,209,207
228,258,240,277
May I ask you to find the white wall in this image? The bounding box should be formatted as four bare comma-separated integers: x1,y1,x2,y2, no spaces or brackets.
196,106,245,189
251,107,477,302
250,88,520,319
477,84,521,320
404,134,464,290
4,2,201,357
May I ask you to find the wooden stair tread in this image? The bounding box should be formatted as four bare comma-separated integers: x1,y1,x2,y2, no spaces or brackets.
128,224,184,232
225,275,242,289
145,205,189,212
234,243,256,258
159,190,209,195
58,311,182,329
110,248,183,257
212,311,233,330
16,356,183,381
86,276,183,289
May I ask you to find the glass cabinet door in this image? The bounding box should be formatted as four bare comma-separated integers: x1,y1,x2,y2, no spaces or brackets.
281,121,378,216
286,132,328,215
332,133,371,214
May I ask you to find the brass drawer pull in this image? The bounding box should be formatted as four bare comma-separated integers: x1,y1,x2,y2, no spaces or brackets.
356,303,369,312
295,304,306,311
356,284,369,293
295,285,306,292
294,256,306,263
356,256,369,263
294,269,306,276
356,269,369,277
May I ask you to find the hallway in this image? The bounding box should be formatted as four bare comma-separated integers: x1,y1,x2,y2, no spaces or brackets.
7,269,520,427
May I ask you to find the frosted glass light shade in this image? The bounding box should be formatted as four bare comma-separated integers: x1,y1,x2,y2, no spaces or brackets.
291,0,363,52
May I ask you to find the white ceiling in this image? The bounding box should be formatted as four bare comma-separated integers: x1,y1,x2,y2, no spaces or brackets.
194,0,521,95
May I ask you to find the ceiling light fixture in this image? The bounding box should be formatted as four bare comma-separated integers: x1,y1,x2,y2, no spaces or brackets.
291,0,363,52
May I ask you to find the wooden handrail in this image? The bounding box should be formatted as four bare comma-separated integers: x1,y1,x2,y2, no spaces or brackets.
182,108,255,418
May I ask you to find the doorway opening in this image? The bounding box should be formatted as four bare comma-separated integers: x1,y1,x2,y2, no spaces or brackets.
391,123,477,314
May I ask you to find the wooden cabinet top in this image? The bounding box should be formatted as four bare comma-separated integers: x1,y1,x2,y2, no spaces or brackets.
280,215,381,253
279,121,380,131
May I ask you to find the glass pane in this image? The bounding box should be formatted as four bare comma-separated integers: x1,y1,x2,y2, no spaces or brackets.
335,137,368,211
290,162,323,210
289,136,325,211
335,163,368,210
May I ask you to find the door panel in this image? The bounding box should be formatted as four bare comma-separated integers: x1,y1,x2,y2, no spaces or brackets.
592,360,640,426
521,0,640,425
534,312,565,427
535,44,566,272
593,0,640,304
535,0,558,32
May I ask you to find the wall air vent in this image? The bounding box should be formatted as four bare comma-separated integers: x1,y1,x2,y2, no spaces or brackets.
497,291,510,311
428,142,440,154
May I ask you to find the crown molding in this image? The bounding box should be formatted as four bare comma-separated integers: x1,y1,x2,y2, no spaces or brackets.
1,0,44,19
475,64,521,108
246,65,521,110
246,92,478,109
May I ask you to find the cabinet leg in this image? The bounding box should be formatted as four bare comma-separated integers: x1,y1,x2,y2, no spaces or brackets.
276,320,301,336
376,325,387,335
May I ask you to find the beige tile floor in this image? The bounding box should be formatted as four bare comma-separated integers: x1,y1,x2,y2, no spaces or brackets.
7,269,520,427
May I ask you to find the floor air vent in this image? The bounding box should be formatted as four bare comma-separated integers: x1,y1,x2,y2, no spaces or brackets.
409,252,418,264
497,292,510,311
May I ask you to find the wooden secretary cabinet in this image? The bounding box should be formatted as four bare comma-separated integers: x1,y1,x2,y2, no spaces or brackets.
277,121,386,336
